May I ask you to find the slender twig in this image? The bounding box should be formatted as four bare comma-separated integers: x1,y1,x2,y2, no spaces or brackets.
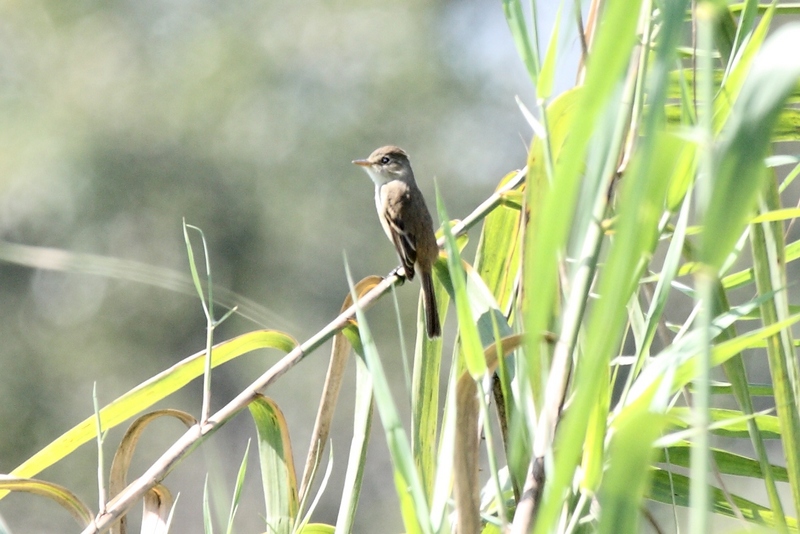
617,0,653,176
476,377,509,529
690,5,715,532
92,383,107,515
83,277,397,533
575,0,589,67
184,223,239,424
513,3,648,529
576,0,601,84
185,224,215,424
80,167,527,534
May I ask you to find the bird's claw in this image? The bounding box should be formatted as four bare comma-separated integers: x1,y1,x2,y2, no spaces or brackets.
389,266,407,283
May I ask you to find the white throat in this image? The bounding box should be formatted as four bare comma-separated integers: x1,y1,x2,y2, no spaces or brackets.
364,167,393,187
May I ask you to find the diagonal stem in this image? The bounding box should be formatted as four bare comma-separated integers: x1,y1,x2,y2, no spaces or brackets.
81,168,527,533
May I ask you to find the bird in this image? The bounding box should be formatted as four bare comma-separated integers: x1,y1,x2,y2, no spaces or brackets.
352,145,441,338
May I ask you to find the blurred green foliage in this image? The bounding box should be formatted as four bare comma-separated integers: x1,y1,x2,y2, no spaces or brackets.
0,0,531,531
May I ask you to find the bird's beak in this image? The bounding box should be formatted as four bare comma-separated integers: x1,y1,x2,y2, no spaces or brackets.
352,159,371,167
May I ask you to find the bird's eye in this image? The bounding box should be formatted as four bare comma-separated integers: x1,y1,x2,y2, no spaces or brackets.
380,156,391,164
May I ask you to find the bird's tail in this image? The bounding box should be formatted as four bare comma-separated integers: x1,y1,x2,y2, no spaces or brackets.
421,270,441,338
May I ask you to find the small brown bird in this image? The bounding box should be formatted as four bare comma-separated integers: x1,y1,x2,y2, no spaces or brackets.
353,146,441,338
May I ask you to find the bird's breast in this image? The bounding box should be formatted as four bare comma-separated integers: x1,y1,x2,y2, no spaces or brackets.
375,185,394,241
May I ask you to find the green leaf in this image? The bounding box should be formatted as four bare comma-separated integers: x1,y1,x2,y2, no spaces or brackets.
501,0,538,85
722,239,800,289
727,0,761,63
649,468,798,529
751,207,800,223
599,408,667,534
412,255,450,502
529,0,645,530
297,525,335,534
343,259,432,534
628,313,800,407
751,157,800,518
666,407,781,440
430,359,458,532
703,381,774,396
713,3,776,131
657,443,788,481
249,396,298,534
436,189,485,379
710,277,788,528
474,174,524,315
536,4,561,99
224,440,250,534
702,23,800,269
335,355,374,534
203,474,214,534
3,330,297,497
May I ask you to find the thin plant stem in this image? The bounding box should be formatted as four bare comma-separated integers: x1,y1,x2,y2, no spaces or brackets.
530,0,643,477
93,382,106,514
80,167,527,534
184,223,238,424
197,229,215,424
690,4,715,532
528,0,556,184
476,377,509,529
391,284,412,402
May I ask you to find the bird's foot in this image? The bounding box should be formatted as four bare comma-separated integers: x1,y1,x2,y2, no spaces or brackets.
389,266,407,283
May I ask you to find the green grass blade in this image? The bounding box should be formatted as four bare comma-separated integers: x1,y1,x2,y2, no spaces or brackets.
297,525,335,534
411,255,449,502
335,353,374,534
751,175,800,515
649,468,798,529
702,23,800,269
536,4,561,100
430,353,458,532
435,187,485,378
249,396,298,534
528,0,646,530
663,407,780,440
727,0,761,65
3,330,296,496
523,0,642,374
203,474,214,534
501,0,539,85
713,3,776,131
598,408,667,534
473,172,523,316
709,278,789,529
629,314,800,408
224,439,250,534
656,443,788,481
343,257,431,534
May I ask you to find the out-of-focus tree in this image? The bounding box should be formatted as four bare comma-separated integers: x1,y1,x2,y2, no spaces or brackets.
0,0,533,531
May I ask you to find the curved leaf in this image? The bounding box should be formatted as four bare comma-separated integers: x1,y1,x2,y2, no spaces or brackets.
0,475,92,527
249,395,299,534
4,330,296,498
109,409,196,534
299,276,381,502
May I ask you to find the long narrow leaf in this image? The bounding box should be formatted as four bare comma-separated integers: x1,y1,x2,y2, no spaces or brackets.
343,258,432,534
334,352,374,534
249,396,298,534
3,330,296,497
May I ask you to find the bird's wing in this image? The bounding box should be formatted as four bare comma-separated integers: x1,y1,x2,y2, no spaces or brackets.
384,191,417,280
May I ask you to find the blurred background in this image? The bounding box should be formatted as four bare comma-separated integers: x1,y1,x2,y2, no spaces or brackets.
0,1,582,531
